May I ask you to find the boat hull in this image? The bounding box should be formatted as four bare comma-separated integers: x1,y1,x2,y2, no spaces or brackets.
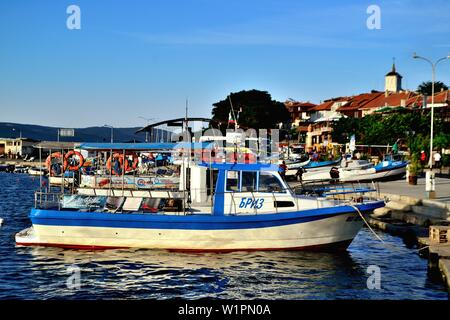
16,202,384,251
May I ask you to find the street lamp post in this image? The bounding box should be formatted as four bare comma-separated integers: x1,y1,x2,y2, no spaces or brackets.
138,117,157,142
103,125,114,143
413,53,450,198
413,53,450,168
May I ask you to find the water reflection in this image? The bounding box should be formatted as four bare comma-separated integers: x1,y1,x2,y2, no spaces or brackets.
18,245,367,299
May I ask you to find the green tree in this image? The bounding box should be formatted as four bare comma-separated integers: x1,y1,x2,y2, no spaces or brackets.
211,90,290,130
417,81,448,96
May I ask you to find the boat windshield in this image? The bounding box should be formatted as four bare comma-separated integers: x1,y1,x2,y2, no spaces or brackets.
259,172,284,193
225,170,285,193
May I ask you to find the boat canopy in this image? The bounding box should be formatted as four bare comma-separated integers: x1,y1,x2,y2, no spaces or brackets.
199,162,280,172
34,141,80,150
78,142,215,151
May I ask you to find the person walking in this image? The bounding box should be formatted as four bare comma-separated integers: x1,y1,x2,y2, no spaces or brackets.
420,150,427,167
279,160,287,180
434,151,442,172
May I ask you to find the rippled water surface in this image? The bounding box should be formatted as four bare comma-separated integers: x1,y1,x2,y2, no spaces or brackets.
0,173,448,299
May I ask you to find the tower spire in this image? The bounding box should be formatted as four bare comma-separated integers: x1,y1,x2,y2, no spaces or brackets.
392,57,396,73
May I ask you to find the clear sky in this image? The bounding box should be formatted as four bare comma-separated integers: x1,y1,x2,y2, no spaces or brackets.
1,0,450,127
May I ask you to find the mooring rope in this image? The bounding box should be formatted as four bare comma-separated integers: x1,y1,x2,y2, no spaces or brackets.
347,202,436,254
348,203,385,244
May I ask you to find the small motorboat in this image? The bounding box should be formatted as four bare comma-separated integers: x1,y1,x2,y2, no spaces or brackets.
14,166,29,174
301,157,407,182
28,167,48,176
0,164,15,173
303,157,342,171
284,158,310,178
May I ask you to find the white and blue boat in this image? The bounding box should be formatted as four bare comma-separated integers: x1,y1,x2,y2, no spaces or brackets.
15,143,385,252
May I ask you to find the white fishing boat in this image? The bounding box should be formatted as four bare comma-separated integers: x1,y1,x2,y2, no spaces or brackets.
16,142,385,251
301,157,407,182
14,166,29,174
28,167,47,176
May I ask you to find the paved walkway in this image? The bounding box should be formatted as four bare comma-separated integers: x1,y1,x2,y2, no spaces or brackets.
377,176,450,203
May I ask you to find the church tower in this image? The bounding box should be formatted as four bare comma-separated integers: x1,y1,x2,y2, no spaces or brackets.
384,61,402,93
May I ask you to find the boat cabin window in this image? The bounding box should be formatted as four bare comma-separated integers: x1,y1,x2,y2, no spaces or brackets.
258,172,284,193
225,170,285,193
226,171,240,191
241,171,257,192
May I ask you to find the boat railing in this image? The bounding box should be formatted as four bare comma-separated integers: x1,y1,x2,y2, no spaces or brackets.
34,180,381,214
35,191,62,210
292,179,380,205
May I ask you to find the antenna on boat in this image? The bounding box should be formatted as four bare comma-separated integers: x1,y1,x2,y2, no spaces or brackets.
228,94,239,130
184,98,191,211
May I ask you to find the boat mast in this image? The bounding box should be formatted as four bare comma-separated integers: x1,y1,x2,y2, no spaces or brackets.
183,99,192,212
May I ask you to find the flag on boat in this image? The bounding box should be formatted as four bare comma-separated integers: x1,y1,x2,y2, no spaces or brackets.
228,111,235,124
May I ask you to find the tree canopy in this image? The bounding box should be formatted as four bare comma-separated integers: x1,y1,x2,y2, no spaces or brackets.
211,90,290,129
331,111,448,146
417,81,448,96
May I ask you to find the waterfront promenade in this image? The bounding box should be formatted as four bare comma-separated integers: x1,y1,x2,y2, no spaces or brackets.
377,177,450,204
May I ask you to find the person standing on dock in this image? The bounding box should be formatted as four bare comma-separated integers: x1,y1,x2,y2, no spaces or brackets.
420,150,427,167
279,161,287,180
434,151,441,171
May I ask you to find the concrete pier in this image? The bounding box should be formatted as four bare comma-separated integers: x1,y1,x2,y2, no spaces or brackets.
376,177,450,203
290,177,450,291
0,159,44,167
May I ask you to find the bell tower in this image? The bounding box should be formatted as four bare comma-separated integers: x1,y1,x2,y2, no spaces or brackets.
385,59,402,93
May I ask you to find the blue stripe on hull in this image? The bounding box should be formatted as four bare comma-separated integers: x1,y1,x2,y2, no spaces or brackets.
29,201,384,230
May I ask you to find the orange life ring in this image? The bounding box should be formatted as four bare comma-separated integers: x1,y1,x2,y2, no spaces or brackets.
124,153,139,172
107,153,138,175
45,152,63,176
64,150,85,171
106,153,124,176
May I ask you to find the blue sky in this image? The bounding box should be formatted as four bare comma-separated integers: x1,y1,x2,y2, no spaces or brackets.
1,0,450,127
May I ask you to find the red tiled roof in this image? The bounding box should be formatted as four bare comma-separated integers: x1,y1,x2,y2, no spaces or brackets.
405,90,450,108
284,101,317,110
359,91,417,110
337,92,384,111
310,100,334,111
310,97,348,111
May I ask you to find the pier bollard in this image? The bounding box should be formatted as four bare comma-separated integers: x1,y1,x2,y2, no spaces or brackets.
425,170,436,199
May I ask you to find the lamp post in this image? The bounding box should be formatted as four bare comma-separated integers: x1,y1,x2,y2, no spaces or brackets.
12,128,22,139
413,53,449,168
103,125,114,143
413,53,450,198
138,117,158,142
